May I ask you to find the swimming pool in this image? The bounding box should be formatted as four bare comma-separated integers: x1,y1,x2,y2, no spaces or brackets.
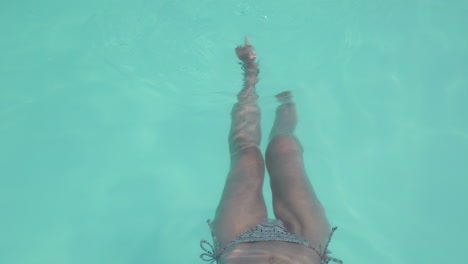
0,0,467,263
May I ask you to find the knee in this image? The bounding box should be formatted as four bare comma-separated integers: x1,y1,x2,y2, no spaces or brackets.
231,144,263,162
266,135,303,157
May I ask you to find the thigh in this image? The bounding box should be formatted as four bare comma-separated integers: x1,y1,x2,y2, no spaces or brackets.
265,136,331,247
211,146,267,247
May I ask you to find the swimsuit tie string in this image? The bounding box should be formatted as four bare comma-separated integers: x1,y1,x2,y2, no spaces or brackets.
319,227,343,264
200,240,218,263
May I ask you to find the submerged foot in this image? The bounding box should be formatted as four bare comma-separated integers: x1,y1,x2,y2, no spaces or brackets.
269,91,297,141
275,91,293,104
235,37,257,63
235,37,259,91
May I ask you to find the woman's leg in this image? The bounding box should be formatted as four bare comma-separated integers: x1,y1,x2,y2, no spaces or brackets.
211,38,267,247
265,91,331,251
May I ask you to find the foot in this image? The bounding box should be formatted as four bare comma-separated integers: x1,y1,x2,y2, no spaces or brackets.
268,91,297,141
236,37,257,63
236,37,259,90
275,91,293,104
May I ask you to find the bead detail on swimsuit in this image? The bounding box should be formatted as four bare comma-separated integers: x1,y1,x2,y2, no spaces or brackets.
199,239,218,264
222,219,314,250
317,227,343,264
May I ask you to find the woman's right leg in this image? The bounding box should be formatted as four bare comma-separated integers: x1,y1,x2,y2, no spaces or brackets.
265,91,331,251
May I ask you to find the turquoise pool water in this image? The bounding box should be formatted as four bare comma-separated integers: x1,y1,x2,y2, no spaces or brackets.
1,0,467,263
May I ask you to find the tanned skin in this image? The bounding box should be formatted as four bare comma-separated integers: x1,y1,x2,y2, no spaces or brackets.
209,38,335,264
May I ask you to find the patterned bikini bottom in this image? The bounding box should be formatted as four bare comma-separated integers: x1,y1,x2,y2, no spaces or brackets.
200,218,342,264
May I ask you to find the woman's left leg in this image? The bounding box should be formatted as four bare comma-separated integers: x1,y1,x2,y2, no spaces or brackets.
265,92,331,250
211,39,267,247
